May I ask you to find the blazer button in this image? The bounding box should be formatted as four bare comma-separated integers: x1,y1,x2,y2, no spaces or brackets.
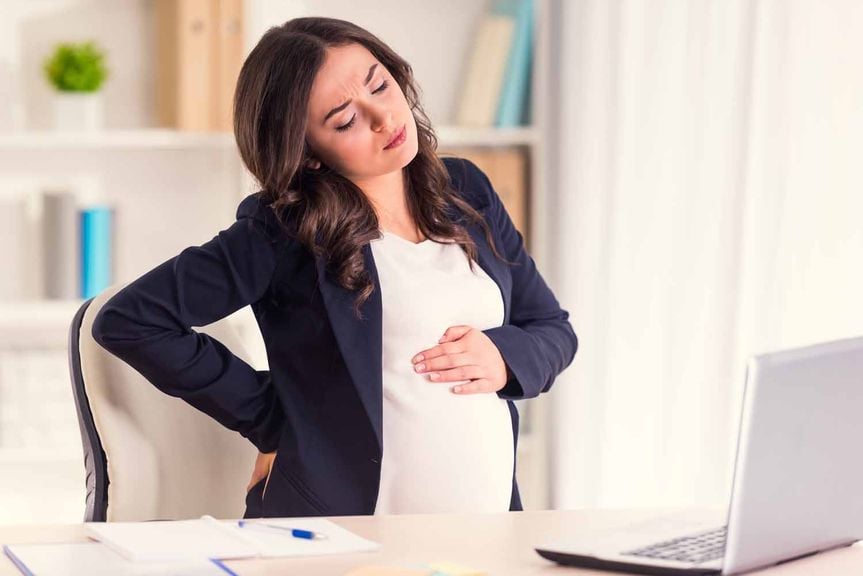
370,458,379,464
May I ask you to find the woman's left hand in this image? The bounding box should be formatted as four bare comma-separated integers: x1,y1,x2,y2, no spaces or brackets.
411,325,513,395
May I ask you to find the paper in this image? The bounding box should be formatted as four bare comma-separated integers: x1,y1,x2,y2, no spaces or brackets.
2,542,228,576
85,516,381,562
86,519,258,562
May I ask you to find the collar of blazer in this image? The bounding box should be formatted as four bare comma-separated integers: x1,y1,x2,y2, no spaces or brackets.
313,189,511,453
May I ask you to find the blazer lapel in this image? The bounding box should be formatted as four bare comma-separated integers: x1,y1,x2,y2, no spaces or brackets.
315,244,384,450
314,208,512,452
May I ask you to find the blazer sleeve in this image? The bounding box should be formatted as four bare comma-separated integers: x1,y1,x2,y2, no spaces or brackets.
90,194,284,453
465,160,579,401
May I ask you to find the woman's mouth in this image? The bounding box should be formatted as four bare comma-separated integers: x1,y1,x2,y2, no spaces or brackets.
384,124,407,150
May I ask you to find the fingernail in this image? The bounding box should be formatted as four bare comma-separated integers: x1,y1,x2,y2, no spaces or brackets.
415,363,425,372
430,373,439,380
413,355,423,363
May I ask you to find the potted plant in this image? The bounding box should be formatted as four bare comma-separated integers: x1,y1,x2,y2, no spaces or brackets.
43,40,109,131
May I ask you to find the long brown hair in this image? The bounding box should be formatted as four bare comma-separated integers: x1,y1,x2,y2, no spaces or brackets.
233,16,512,319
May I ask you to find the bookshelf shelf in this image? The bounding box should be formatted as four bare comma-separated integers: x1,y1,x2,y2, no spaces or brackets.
0,129,236,151
0,300,84,348
0,126,537,151
0,299,84,320
436,125,539,147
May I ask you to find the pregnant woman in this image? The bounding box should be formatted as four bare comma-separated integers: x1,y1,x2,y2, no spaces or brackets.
92,16,578,518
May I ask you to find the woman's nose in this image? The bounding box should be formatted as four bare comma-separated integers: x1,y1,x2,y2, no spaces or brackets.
368,102,393,131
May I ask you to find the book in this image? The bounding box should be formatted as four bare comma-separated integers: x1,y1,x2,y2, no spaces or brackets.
42,189,79,299
494,0,534,127
156,0,245,132
212,0,244,132
80,205,113,299
85,516,381,562
155,0,216,131
455,14,516,127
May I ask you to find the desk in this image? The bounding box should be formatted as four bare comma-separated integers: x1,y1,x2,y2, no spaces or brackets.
2,509,861,575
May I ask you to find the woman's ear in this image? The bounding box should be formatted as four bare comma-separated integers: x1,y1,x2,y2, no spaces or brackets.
306,158,321,170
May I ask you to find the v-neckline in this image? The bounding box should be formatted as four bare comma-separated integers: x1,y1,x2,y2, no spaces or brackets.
378,229,430,246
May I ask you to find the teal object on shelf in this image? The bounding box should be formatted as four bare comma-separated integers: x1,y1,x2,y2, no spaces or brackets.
80,206,113,299
494,0,534,127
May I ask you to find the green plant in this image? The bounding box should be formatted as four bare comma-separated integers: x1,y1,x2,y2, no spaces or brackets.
43,41,109,92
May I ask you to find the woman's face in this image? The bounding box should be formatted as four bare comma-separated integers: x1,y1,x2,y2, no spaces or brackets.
305,43,418,184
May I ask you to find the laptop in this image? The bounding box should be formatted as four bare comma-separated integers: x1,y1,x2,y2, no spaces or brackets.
536,335,863,575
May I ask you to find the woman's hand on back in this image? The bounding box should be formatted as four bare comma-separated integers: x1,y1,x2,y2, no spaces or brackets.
248,451,276,493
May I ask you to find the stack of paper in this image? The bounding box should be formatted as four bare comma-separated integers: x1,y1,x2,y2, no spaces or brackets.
3,516,381,575
85,516,381,561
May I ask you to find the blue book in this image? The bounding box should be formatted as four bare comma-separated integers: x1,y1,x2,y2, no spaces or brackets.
494,0,534,127
80,206,113,299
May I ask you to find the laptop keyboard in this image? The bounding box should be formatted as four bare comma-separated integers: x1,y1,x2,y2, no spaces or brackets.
623,526,727,564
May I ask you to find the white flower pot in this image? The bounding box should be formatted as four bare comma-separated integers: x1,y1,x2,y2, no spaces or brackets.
53,91,104,131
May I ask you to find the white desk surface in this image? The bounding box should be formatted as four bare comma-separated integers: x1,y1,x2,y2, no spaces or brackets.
1,509,861,575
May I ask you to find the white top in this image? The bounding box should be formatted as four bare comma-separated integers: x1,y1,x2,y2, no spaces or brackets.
369,229,515,515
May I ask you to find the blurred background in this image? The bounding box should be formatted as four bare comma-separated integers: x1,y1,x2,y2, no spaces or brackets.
0,0,861,525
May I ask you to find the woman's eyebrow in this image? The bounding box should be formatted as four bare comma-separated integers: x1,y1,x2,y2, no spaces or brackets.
322,63,379,125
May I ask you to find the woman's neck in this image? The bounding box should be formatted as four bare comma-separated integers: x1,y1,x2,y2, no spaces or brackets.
359,169,415,231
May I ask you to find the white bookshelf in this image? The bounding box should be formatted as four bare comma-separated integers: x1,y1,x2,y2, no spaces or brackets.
0,0,554,516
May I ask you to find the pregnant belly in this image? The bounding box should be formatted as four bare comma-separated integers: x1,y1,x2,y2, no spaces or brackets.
377,390,515,514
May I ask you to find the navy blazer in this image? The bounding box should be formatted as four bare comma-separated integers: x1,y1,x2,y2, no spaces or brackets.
91,156,578,518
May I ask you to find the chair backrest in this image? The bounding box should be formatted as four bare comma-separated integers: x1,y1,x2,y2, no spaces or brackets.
68,283,258,522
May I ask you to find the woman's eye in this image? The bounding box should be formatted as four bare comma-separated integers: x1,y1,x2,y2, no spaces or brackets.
335,117,355,132
373,80,389,94
335,80,390,133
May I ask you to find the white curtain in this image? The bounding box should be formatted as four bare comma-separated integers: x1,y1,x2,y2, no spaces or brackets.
547,0,863,510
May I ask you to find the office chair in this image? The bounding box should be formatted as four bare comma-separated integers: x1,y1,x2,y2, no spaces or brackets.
68,283,259,522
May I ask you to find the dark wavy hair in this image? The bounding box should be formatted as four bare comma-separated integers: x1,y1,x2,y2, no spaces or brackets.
233,16,512,319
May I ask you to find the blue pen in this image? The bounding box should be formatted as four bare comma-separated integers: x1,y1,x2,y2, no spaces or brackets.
237,520,328,540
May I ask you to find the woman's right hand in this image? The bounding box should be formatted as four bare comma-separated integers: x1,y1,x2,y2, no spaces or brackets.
247,450,276,493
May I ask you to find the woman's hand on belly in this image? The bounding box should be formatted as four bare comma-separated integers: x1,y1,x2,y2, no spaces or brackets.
410,324,509,395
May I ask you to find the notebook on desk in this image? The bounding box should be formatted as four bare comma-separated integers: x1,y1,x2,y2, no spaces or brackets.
85,516,381,562
3,542,229,576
